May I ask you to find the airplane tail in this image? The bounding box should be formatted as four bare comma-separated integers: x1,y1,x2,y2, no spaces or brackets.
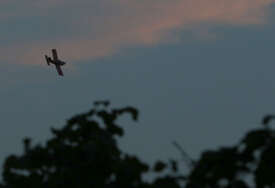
45,55,50,65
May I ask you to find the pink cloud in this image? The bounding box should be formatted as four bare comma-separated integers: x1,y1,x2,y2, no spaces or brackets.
0,0,274,65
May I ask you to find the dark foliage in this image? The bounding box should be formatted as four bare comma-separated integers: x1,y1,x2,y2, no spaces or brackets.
1,101,182,188
185,117,275,188
2,102,275,188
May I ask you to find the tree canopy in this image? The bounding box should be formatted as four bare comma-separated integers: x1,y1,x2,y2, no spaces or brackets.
1,101,183,188
185,115,275,188
1,101,275,188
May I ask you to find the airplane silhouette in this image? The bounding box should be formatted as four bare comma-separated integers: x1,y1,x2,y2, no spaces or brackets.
45,49,66,76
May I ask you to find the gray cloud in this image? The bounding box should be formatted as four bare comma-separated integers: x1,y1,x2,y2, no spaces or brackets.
0,0,274,65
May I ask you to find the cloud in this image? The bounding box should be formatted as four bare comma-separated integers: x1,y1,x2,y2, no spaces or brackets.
0,0,274,65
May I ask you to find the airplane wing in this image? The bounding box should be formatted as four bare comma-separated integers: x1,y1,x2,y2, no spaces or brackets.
55,65,64,76
52,49,58,61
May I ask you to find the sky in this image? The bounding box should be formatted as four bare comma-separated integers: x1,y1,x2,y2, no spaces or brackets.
1,0,275,174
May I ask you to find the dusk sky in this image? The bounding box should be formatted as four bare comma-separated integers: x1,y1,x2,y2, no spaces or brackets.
1,0,275,172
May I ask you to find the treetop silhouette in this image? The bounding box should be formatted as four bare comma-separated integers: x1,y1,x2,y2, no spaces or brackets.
2,101,183,188
2,102,275,188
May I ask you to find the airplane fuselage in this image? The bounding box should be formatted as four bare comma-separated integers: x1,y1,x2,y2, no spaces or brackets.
51,60,66,66
45,49,66,76
46,57,66,66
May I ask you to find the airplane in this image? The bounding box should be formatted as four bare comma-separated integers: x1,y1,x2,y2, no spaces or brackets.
45,49,66,76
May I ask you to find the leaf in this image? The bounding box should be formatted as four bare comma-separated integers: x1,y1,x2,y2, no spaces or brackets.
154,161,167,172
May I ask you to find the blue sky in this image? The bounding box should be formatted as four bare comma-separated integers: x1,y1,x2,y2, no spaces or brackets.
1,0,275,173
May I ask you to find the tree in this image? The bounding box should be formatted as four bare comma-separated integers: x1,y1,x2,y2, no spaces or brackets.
2,101,275,188
185,115,275,188
1,101,183,188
